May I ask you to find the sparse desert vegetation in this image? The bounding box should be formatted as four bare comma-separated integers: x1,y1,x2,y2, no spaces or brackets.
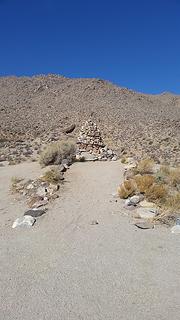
135,159,155,174
0,75,180,165
40,167,64,184
119,159,180,224
40,140,76,167
11,176,23,192
118,179,136,199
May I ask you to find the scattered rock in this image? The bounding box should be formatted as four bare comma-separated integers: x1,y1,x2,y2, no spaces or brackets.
139,200,156,208
12,215,36,228
36,186,47,197
171,225,180,234
134,221,154,229
171,219,180,234
80,152,98,161
24,209,46,217
111,192,119,198
31,199,49,208
64,124,76,134
91,220,99,225
129,195,141,205
137,208,157,219
59,164,67,172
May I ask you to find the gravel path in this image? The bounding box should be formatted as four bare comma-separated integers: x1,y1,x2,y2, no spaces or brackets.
0,161,180,320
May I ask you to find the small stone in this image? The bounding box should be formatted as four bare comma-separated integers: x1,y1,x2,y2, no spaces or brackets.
112,192,119,198
91,220,99,225
62,158,70,166
26,183,34,190
137,208,157,219
81,152,98,161
125,199,131,206
134,222,154,229
139,200,156,208
32,199,48,208
129,195,141,205
24,209,46,217
36,186,47,197
64,124,76,134
12,215,36,228
59,164,66,172
112,156,117,161
171,225,180,234
107,149,113,155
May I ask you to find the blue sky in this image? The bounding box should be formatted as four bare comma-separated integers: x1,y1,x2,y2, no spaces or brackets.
0,0,179,94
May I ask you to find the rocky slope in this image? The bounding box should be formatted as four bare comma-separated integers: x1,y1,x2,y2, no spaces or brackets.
0,74,180,164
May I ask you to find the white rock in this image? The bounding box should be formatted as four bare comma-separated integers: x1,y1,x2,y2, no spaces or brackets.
139,200,156,208
36,186,47,197
125,199,131,206
129,195,141,205
12,215,36,228
81,152,98,161
26,183,34,190
171,225,180,234
138,208,156,219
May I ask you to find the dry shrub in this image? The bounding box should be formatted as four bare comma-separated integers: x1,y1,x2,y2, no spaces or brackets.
41,167,64,184
164,193,180,212
134,175,155,193
121,157,127,164
145,183,167,202
118,179,136,199
169,167,180,188
11,176,23,192
40,140,76,167
136,159,155,174
160,165,170,176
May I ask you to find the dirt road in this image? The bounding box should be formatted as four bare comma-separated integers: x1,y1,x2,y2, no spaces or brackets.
0,161,180,319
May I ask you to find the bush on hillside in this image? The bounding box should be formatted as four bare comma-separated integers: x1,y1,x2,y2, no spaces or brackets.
135,159,155,174
134,174,155,193
118,179,136,199
40,140,76,167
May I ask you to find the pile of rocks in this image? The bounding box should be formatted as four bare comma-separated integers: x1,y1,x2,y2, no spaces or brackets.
76,120,117,161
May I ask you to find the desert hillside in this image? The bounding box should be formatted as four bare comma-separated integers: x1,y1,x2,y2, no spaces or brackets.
0,74,179,164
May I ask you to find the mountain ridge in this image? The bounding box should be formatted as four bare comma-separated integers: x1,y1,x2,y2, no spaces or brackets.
0,75,179,164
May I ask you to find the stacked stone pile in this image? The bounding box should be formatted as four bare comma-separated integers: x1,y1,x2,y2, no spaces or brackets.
76,120,117,161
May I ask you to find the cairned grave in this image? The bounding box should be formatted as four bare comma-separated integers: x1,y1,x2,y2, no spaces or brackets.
76,119,117,161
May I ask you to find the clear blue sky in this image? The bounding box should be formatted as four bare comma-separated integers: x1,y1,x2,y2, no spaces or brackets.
0,0,179,94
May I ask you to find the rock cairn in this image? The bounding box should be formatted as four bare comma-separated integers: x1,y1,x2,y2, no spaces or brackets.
76,119,117,161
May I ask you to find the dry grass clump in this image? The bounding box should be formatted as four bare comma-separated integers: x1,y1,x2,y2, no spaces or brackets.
11,176,23,192
145,183,167,202
156,166,180,188
134,175,155,193
135,159,155,174
40,140,76,167
118,179,136,199
160,165,170,176
121,157,127,164
41,167,64,184
164,193,180,212
169,167,180,188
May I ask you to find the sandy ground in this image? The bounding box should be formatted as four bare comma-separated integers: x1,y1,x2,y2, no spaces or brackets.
0,161,180,320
